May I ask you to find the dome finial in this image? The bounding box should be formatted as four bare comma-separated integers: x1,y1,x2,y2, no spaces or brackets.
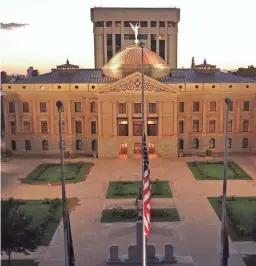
191,56,195,68
66,58,70,65
204,57,207,64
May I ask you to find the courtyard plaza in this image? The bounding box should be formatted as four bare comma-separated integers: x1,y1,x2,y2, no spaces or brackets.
1,156,256,266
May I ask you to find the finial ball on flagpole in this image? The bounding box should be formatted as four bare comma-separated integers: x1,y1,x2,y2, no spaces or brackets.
56,100,63,110
225,97,232,106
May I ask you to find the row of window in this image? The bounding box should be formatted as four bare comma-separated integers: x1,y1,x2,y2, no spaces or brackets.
95,21,177,28
179,138,249,150
118,102,157,114
10,140,98,151
8,102,96,114
118,120,157,136
179,119,250,133
178,100,250,113
9,120,97,135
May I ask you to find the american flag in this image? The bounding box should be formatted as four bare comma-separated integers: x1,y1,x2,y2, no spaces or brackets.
142,133,151,238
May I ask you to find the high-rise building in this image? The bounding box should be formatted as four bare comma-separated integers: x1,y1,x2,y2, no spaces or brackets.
90,7,180,69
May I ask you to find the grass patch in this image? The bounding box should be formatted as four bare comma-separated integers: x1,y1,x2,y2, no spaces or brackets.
100,208,179,223
17,198,79,246
21,162,93,185
106,181,172,198
243,255,256,266
1,260,39,266
208,197,256,241
187,161,252,180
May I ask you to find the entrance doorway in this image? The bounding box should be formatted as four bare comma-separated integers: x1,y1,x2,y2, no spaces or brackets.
134,143,142,154
148,143,156,154
120,143,128,155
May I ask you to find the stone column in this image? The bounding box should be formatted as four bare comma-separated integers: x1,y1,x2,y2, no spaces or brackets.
112,21,116,56
144,102,147,134
236,100,240,133
50,101,55,135
94,34,104,68
156,21,159,55
103,21,107,64
113,102,117,136
83,98,88,136
15,100,21,133
32,101,37,133
202,100,207,133
67,101,72,135
173,101,177,135
158,101,162,136
128,102,133,136
3,99,9,134
168,34,178,68
121,21,124,48
98,101,102,136
219,100,224,133
147,20,151,50
165,24,168,62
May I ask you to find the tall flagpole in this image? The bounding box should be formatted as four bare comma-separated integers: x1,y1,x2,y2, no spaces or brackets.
220,97,232,266
140,42,146,266
56,101,69,266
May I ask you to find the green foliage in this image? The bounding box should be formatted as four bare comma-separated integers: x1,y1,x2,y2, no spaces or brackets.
1,198,41,265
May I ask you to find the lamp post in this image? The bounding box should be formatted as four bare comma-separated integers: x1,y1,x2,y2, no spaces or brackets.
220,97,232,266
56,100,69,266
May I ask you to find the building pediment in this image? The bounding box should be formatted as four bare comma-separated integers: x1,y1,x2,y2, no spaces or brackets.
98,72,177,94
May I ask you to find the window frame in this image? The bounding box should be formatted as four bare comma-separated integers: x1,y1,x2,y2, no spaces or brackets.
193,101,200,112
40,102,47,113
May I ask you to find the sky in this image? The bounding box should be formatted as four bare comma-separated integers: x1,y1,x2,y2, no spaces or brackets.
1,0,256,75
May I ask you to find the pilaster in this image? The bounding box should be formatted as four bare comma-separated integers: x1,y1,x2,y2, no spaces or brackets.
32,101,37,133
98,101,102,136
173,101,177,135
236,100,240,133
113,102,117,136
158,101,163,136
202,100,207,133
144,102,147,134
128,102,133,136
50,101,55,135
68,101,72,135
15,100,21,133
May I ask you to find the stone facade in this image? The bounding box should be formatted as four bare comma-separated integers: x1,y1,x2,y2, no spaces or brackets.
2,71,256,158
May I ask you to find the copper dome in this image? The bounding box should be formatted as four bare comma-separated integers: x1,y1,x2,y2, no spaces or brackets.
102,45,171,79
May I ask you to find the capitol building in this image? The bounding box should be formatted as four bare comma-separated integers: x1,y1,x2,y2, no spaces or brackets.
2,8,256,158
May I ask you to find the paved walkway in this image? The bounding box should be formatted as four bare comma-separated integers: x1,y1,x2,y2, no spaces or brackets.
1,156,256,266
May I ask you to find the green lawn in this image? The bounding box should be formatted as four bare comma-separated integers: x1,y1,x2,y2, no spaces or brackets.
1,260,39,266
18,198,79,246
100,208,180,223
187,161,252,180
21,162,93,184
106,181,172,198
208,197,256,241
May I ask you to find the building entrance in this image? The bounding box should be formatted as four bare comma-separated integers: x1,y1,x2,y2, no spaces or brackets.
134,143,142,154
120,143,128,155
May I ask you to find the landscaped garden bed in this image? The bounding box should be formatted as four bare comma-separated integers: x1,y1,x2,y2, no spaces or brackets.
16,198,79,245
100,208,180,223
106,180,172,199
187,161,252,180
21,162,93,184
1,260,39,266
208,197,256,241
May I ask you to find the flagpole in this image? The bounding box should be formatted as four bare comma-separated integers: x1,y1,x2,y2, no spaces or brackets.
140,42,147,266
220,97,232,266
56,101,69,266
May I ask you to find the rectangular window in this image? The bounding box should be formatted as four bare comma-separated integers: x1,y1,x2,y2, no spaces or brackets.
118,103,126,114
209,120,216,132
159,21,165,27
193,120,199,132
41,121,48,134
10,121,16,134
94,21,104,27
149,103,156,114
106,21,112,27
115,34,121,53
151,21,157,27
243,101,250,111
9,102,15,113
228,120,232,132
140,21,148,27
210,101,216,111
124,21,137,27
107,34,113,62
179,120,184,133
91,121,97,134
25,140,31,151
229,101,233,112
147,120,157,136
193,101,200,112
118,120,128,136
75,102,81,112
159,39,165,60
179,102,184,112
133,121,142,136
90,102,96,113
242,119,249,132
24,121,31,133
115,21,121,27
23,102,29,112
124,34,148,40
134,103,141,114
75,121,82,134
151,34,156,53
40,102,47,112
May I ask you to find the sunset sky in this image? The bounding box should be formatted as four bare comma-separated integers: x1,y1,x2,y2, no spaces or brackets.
1,0,256,75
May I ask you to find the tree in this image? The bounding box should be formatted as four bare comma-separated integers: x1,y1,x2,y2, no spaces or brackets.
1,198,41,266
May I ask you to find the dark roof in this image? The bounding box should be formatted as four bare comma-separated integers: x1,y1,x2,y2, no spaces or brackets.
14,69,256,84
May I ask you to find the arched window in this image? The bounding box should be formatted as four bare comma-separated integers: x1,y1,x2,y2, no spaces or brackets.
209,138,215,149
11,140,16,151
92,140,97,151
179,139,184,150
25,140,31,150
76,140,82,150
242,138,248,149
228,138,232,148
42,140,48,150
193,138,199,149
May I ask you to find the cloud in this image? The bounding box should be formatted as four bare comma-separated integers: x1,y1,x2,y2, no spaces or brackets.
1,22,29,30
